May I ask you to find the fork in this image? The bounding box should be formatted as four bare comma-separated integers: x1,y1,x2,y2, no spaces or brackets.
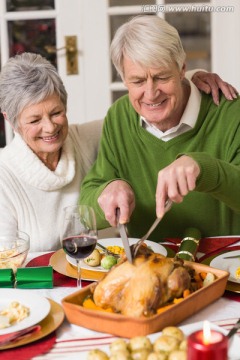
96,242,120,258
131,199,172,258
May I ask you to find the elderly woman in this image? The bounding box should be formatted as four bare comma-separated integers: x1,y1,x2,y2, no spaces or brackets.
0,52,102,251
0,52,236,251
80,15,240,241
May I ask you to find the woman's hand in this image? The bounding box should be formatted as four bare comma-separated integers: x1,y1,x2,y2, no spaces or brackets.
192,71,238,105
156,156,200,218
98,180,135,227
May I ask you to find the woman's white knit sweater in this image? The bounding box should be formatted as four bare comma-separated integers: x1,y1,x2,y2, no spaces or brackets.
0,121,102,251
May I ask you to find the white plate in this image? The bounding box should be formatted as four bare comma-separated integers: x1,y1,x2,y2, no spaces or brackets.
80,321,240,360
0,289,51,335
66,238,167,272
210,251,240,283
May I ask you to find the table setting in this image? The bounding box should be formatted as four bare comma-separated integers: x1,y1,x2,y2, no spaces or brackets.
1,211,240,359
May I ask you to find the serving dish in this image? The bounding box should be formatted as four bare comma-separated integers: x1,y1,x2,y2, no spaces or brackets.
67,238,167,272
62,261,229,338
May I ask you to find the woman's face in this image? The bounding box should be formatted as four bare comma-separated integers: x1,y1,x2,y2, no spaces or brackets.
17,93,68,164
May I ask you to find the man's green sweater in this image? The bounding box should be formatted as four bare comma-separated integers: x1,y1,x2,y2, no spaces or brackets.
80,93,240,241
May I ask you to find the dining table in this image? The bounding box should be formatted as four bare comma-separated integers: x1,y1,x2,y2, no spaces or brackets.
1,237,240,360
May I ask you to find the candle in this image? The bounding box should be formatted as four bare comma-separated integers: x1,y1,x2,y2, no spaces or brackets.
187,321,228,360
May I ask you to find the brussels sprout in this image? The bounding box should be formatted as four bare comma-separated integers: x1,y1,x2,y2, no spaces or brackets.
101,255,117,270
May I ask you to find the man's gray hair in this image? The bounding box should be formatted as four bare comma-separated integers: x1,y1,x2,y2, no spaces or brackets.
110,15,186,79
0,52,67,128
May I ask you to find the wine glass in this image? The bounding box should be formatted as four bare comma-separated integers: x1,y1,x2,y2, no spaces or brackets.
61,205,97,288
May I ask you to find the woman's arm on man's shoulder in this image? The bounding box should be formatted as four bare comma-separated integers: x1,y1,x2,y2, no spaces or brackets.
186,69,238,105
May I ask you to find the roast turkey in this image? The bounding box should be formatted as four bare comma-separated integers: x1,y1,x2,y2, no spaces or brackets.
93,250,191,317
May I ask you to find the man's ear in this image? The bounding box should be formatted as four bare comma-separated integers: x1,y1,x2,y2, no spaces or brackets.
2,112,17,132
180,63,186,80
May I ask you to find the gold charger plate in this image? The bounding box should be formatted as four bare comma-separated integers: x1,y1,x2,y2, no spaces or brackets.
49,249,106,281
201,248,240,293
0,299,64,350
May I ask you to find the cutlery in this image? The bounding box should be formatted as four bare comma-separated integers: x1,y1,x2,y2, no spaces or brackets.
96,242,120,258
0,324,41,346
227,318,240,345
223,255,240,259
131,199,172,258
116,208,133,263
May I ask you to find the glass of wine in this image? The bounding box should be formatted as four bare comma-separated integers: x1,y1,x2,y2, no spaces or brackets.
61,205,97,288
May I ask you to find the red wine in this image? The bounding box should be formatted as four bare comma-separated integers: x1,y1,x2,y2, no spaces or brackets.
62,235,96,259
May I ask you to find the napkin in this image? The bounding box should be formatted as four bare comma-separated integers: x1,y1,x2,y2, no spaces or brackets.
16,266,53,289
0,269,15,288
0,331,56,360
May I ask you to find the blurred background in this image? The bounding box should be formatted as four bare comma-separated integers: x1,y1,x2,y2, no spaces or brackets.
0,0,239,149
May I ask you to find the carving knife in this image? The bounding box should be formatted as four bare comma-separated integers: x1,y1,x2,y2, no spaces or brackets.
116,209,133,263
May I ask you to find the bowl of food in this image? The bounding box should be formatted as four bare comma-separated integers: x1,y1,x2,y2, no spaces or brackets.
0,231,30,272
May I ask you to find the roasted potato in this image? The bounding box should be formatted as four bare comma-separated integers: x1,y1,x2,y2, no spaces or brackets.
203,272,215,286
153,335,179,353
162,327,185,342
87,349,109,360
168,350,187,360
84,249,101,267
179,339,187,351
131,348,152,360
147,352,168,360
109,351,131,360
128,336,152,352
110,339,128,354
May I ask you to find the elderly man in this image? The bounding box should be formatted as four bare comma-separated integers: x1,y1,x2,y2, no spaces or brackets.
80,15,240,241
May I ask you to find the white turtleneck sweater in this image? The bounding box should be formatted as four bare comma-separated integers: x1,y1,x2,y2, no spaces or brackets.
0,120,103,251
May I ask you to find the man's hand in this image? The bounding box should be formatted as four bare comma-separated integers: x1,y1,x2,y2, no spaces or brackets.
98,180,135,227
156,156,200,218
192,71,238,106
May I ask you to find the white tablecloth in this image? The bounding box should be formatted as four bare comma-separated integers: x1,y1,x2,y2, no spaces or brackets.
16,253,240,359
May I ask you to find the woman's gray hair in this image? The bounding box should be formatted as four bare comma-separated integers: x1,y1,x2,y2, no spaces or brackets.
0,52,67,128
110,15,186,79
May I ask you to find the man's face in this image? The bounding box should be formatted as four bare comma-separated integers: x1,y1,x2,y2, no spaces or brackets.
123,57,186,132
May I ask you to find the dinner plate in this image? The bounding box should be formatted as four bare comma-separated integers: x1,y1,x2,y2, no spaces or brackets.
0,289,51,335
79,321,240,360
210,250,240,284
66,238,168,271
200,246,240,293
0,298,64,350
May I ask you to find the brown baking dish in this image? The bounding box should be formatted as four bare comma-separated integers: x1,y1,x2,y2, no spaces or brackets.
61,261,229,338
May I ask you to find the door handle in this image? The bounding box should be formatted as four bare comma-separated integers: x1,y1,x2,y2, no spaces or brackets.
45,35,79,75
